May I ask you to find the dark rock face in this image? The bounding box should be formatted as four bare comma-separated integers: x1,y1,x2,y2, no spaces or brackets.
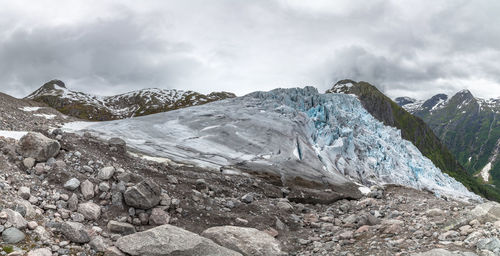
17,132,60,162
395,97,416,106
420,94,448,111
124,179,161,210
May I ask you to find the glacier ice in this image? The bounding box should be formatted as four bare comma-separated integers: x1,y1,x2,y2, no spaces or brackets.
65,86,480,201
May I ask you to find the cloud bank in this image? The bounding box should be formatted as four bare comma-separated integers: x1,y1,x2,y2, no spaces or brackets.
0,0,499,99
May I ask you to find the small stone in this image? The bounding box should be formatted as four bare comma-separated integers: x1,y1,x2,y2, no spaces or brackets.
27,221,38,230
339,231,353,240
77,202,101,220
68,193,79,211
18,186,31,200
64,178,81,191
149,208,170,225
107,220,136,235
99,182,111,192
81,179,95,200
98,166,116,180
277,201,293,212
23,157,36,169
27,248,52,256
241,193,254,204
124,179,161,210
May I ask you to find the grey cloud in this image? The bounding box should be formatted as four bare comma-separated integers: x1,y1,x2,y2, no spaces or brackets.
0,0,499,99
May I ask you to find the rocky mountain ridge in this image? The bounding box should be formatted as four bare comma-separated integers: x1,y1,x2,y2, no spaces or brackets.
26,80,236,121
397,90,500,190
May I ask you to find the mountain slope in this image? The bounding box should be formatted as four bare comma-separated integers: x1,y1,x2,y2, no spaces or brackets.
326,80,500,201
399,90,500,187
26,80,236,121
64,87,480,201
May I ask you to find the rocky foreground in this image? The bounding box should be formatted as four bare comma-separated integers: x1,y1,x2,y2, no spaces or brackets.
1,95,500,255
1,130,500,256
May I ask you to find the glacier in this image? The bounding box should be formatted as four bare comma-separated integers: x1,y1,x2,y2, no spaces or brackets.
64,87,480,201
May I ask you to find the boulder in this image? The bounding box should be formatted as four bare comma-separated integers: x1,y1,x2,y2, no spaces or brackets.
3,208,28,229
27,248,52,256
411,249,477,256
115,224,242,256
149,208,170,225
124,179,161,209
17,132,60,162
202,226,285,256
470,202,500,223
107,220,136,235
18,186,31,200
64,178,81,191
59,221,91,243
23,157,36,169
2,227,25,243
108,137,127,152
77,202,101,220
81,179,95,200
104,246,126,256
98,166,115,180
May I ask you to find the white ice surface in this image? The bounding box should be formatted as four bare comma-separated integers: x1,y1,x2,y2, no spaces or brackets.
0,131,28,140
63,87,481,201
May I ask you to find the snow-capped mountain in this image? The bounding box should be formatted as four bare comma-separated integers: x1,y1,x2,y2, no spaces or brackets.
394,97,417,106
26,80,236,121
397,90,500,187
64,87,480,201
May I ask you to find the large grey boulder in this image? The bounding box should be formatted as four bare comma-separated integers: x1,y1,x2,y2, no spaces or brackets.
17,132,60,162
2,208,28,229
107,220,136,235
59,221,91,243
115,224,242,256
411,249,477,256
2,227,25,243
445,202,500,230
202,226,285,256
469,202,500,223
27,248,52,256
124,179,161,209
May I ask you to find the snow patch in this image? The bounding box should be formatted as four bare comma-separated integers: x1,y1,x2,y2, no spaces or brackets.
34,114,56,119
0,131,28,140
20,107,42,112
358,186,371,195
479,162,492,182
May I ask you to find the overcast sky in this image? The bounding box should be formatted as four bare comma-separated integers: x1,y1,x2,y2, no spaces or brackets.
1,0,499,100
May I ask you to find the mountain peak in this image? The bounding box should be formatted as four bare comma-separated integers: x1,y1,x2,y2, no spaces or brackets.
395,97,417,106
326,79,357,94
42,79,66,90
452,89,475,103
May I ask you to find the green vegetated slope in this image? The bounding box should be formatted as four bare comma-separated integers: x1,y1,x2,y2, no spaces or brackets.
407,90,500,188
327,80,500,201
